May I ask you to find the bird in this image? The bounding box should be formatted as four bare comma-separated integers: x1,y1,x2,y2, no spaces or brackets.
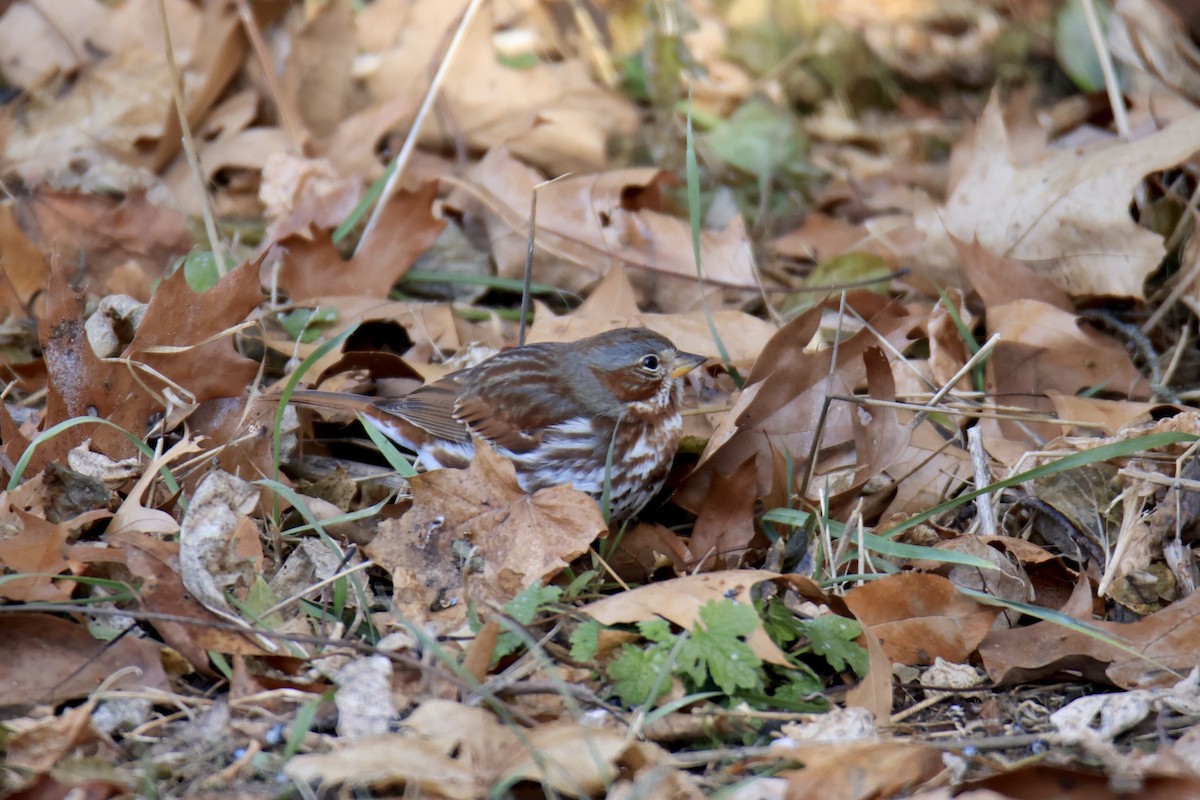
290,328,707,524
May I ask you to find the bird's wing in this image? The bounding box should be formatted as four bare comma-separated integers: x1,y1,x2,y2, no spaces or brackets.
450,346,588,454
385,374,473,444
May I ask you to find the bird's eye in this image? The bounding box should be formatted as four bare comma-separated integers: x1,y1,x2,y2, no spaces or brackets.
641,354,660,372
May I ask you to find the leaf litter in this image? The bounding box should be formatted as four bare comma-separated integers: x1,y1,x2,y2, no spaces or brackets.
7,0,1200,797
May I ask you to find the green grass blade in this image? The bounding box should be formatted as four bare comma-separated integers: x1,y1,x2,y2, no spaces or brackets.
762,508,997,570
8,416,179,495
880,431,1197,540
955,585,1180,678
356,414,418,478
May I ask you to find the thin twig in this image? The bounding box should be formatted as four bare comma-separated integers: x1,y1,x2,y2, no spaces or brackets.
155,0,229,275
234,0,302,152
910,333,1001,429
828,394,1115,430
355,0,487,256
1080,0,1130,141
519,174,572,345
967,425,997,536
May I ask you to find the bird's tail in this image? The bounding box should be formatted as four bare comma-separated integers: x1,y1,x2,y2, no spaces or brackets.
283,389,377,421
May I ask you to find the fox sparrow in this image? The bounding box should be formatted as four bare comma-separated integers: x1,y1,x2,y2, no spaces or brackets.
292,328,706,523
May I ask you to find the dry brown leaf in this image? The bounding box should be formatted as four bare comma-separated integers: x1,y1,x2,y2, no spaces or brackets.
978,575,1200,689
37,257,262,461
606,521,693,580
0,614,170,707
357,0,636,173
0,0,199,87
1115,0,1200,103
126,259,263,404
915,96,1200,298
14,192,193,299
5,696,103,776
449,148,760,311
774,740,946,800
273,182,445,301
283,734,480,798
772,213,888,263
0,504,111,602
870,422,972,523
688,456,763,570
942,535,1034,615
1047,392,1163,436
955,237,1073,312
964,762,1200,799
0,202,50,318
113,530,275,669
364,443,606,632
678,302,916,513
843,573,1000,666
259,153,362,243
986,300,1151,445
844,623,895,719
279,0,356,139
497,723,670,796
3,48,174,193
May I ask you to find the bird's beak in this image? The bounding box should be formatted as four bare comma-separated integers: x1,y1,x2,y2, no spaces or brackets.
670,351,708,378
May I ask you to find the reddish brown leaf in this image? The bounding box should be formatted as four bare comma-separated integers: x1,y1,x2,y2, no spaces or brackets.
0,614,170,707
15,192,192,298
275,181,445,301
843,573,1000,666
688,455,762,571
113,530,275,670
980,576,1200,689
39,258,262,461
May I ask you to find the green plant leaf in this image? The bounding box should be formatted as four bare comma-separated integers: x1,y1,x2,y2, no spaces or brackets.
570,619,601,662
180,250,222,292
760,596,802,645
609,643,672,706
806,252,892,294
492,582,563,659
680,601,763,695
1055,0,1109,93
279,306,339,342
639,616,674,644
705,96,806,180
800,615,868,676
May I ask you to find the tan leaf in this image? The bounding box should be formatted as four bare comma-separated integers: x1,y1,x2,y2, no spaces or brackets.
776,741,945,800
449,149,760,311
364,443,606,632
283,734,480,799
917,96,1200,298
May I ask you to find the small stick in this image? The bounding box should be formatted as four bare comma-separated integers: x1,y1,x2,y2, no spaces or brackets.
1079,0,1130,141
155,0,229,275
355,0,487,256
234,0,302,151
967,425,997,536
518,174,571,345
